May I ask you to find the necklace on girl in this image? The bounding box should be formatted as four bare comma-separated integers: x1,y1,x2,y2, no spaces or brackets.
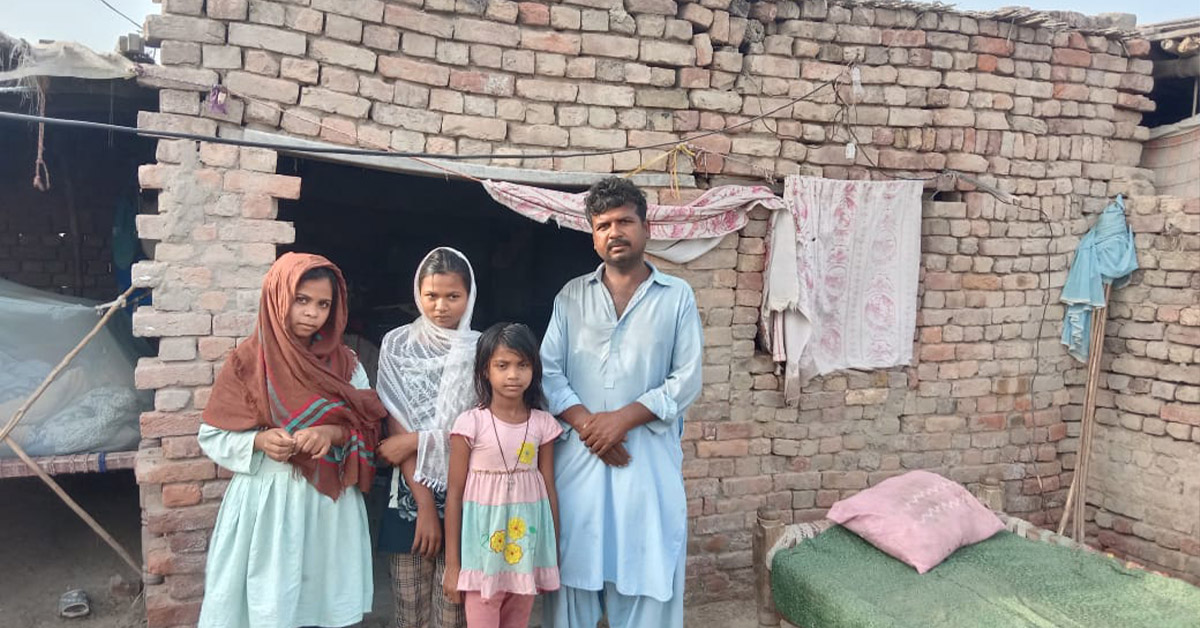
490,409,530,491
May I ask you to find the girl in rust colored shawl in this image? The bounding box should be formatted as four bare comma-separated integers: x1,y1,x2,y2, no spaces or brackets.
197,252,386,628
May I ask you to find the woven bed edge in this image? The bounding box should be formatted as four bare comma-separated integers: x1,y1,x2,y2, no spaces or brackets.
765,510,1157,575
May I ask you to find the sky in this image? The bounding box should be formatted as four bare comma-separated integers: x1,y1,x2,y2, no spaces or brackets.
0,0,1193,52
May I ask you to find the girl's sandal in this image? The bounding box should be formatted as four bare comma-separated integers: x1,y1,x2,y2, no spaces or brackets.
59,589,91,619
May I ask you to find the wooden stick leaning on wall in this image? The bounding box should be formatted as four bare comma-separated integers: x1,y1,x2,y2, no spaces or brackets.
1056,283,1113,540
754,508,786,627
4,437,142,576
1056,313,1100,535
0,285,143,578
1073,284,1114,542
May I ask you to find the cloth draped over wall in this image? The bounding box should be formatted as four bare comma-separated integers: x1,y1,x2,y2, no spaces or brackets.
0,37,136,81
1060,196,1138,362
762,176,924,405
482,180,784,264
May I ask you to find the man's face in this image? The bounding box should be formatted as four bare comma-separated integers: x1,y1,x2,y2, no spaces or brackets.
590,203,649,269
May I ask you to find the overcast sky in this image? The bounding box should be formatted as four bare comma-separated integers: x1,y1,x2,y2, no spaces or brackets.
0,0,1193,52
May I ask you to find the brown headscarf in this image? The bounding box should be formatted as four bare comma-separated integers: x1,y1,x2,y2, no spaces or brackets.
203,252,385,499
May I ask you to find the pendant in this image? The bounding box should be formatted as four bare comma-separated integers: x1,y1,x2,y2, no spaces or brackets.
507,476,516,489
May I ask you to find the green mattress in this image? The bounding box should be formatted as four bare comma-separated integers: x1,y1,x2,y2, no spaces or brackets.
771,525,1200,627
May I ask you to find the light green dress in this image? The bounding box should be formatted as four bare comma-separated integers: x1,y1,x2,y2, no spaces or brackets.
196,365,374,628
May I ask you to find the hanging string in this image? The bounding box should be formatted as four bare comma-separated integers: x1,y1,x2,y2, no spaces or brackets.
32,78,50,192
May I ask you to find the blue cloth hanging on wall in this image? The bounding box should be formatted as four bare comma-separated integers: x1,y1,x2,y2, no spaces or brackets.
1060,195,1139,362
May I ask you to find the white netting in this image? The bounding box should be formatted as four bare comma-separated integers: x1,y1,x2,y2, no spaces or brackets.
0,279,149,458
376,248,480,496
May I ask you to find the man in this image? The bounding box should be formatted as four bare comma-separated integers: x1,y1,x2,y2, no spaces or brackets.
541,177,704,628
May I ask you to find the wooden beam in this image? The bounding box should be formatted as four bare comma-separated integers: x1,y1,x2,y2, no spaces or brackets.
244,129,696,189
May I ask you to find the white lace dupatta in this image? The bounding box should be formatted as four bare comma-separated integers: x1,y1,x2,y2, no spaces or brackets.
376,247,480,504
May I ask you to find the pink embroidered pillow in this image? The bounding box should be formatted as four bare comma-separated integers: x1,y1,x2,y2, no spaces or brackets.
826,470,1003,574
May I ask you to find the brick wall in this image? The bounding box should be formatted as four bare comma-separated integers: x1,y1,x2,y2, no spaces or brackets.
0,128,125,300
1141,121,1200,200
132,143,295,627
129,0,1182,624
1088,194,1200,584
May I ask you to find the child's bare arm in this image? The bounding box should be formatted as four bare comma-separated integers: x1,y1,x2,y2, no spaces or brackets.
538,443,560,545
400,456,440,558
443,436,471,603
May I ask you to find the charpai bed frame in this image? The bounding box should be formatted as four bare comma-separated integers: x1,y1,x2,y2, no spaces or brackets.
0,450,137,479
751,507,1142,627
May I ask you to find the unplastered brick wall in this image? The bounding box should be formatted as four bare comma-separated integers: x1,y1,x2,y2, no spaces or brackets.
1087,195,1200,585
128,0,1178,624
1141,123,1200,200
0,157,119,300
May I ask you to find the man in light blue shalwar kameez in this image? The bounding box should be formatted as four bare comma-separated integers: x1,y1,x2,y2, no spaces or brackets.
1061,195,1139,362
541,177,704,628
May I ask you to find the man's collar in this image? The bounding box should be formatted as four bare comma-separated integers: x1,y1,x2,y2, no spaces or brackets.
587,261,669,286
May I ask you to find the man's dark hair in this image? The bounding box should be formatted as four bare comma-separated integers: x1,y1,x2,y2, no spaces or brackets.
584,177,648,224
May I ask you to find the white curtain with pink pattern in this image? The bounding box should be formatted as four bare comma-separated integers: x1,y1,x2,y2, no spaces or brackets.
763,176,924,404
482,180,784,263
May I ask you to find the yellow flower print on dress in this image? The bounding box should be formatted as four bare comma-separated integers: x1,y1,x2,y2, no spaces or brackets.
517,442,536,465
507,516,527,541
489,531,506,553
504,543,523,565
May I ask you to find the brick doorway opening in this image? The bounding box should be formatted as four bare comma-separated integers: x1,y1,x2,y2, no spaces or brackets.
277,157,598,352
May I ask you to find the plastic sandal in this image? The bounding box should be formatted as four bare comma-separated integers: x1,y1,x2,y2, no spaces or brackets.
59,589,90,619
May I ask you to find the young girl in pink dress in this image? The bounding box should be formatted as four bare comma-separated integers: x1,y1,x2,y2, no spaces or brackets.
443,323,561,628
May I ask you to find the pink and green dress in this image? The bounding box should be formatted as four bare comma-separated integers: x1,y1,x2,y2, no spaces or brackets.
450,407,561,599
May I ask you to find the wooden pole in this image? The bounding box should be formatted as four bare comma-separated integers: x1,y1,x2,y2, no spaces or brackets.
5,436,142,576
1057,313,1101,535
64,171,84,297
754,508,786,626
1057,284,1112,539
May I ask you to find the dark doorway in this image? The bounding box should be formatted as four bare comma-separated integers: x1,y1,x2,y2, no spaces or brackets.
0,78,157,299
277,157,598,355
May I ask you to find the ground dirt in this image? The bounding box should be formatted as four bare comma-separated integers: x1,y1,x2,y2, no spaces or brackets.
0,471,145,628
0,471,755,628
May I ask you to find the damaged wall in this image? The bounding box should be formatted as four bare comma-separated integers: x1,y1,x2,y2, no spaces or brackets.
124,0,1199,624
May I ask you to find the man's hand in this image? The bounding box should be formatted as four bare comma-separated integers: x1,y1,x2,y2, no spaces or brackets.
253,428,295,462
581,411,631,458
598,442,631,467
561,405,633,467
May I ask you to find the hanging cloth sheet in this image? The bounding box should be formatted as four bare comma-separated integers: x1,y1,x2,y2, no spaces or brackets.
482,180,784,264
1060,196,1138,362
763,176,924,404
0,37,136,81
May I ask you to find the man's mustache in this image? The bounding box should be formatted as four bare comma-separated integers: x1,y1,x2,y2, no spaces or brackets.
608,239,630,250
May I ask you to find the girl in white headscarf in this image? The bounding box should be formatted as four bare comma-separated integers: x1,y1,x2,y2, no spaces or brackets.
376,247,478,628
